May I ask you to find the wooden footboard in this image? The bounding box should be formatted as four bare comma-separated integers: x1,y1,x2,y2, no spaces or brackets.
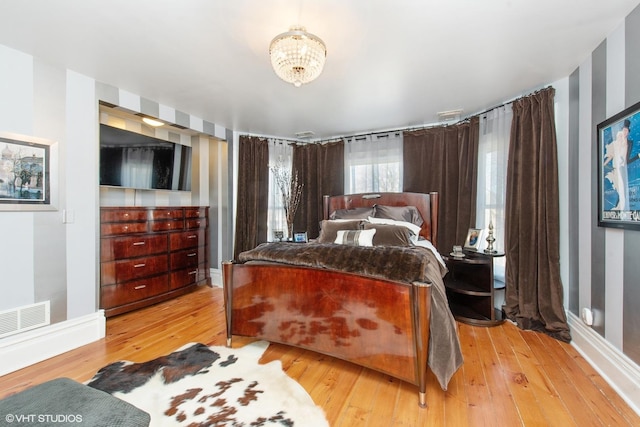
222,261,432,407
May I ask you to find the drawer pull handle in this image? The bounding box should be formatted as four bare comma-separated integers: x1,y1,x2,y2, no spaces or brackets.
189,270,197,275
124,213,129,217
187,253,197,257
134,263,146,268
133,241,146,246
134,285,147,290
187,235,197,239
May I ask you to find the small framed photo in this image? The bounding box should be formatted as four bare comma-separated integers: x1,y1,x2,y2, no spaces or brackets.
293,232,308,243
463,228,483,251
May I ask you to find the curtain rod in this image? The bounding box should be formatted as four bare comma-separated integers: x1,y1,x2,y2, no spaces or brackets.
243,85,553,145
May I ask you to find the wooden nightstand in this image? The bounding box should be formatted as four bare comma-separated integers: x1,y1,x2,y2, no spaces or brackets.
443,250,505,326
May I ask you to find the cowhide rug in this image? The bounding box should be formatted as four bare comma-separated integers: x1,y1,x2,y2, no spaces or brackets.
86,341,328,427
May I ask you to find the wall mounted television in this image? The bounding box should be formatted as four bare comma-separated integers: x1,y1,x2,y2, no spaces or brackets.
100,124,192,191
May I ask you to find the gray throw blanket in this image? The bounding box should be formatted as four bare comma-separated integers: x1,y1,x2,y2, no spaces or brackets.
238,242,463,390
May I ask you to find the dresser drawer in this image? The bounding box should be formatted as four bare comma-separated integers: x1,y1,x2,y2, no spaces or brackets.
169,229,205,250
101,209,148,223
150,220,185,232
170,247,205,270
186,217,207,229
169,267,199,289
185,207,206,218
101,275,169,308
149,208,184,220
101,234,167,262
108,254,168,283
101,222,148,236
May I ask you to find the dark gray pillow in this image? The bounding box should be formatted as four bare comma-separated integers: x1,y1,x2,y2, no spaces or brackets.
317,220,363,243
329,207,375,220
373,205,424,227
363,223,413,246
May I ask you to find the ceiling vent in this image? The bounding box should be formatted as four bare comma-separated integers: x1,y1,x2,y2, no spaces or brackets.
437,109,463,122
295,131,315,140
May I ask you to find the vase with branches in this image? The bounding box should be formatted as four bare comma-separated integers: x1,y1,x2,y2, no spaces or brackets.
270,162,303,240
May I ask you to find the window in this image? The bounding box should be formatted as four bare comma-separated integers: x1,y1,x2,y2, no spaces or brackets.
477,106,512,283
267,140,292,240
344,132,403,193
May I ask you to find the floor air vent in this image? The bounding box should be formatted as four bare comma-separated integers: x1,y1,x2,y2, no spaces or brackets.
0,301,50,339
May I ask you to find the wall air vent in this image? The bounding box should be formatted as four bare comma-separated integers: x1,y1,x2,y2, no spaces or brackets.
0,301,50,339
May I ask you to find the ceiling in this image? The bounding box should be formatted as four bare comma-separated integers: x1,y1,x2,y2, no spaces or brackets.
1,0,639,140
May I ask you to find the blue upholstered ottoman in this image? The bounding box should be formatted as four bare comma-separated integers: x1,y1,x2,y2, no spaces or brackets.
0,378,150,427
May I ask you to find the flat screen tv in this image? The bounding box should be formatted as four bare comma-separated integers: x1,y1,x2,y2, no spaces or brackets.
100,124,192,191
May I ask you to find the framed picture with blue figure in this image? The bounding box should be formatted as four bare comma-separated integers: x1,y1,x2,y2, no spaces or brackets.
463,228,483,251
598,100,640,230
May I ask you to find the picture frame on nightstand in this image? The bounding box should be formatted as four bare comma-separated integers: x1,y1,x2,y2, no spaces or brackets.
293,231,308,243
463,228,483,250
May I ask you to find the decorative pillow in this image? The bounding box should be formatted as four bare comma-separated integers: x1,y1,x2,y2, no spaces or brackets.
363,223,413,247
329,207,375,220
334,229,376,247
317,220,363,243
373,205,424,227
367,216,422,241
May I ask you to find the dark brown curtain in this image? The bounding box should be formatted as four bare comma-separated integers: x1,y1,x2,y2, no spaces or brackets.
403,117,479,252
233,136,269,259
292,141,344,239
504,87,571,343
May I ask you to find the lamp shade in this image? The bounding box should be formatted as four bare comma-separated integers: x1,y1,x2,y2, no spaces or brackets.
269,27,326,87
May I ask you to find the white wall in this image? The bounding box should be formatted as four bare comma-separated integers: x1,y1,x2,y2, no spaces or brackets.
0,42,230,375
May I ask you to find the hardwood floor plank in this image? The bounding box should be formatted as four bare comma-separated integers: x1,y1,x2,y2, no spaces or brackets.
1,285,639,427
488,322,548,425
533,330,635,427
457,323,498,426
364,375,401,427
443,366,470,426
335,366,380,426
521,328,603,426
474,326,523,425
567,345,640,425
501,321,579,427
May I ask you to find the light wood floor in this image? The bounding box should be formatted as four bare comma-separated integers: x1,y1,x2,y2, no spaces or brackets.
1,285,638,426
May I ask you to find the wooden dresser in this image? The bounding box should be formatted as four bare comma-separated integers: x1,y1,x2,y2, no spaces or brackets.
100,206,210,317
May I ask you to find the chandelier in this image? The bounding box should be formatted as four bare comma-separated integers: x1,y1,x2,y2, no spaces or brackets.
269,26,327,87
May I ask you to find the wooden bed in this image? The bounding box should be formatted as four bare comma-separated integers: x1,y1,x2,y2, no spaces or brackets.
222,192,461,407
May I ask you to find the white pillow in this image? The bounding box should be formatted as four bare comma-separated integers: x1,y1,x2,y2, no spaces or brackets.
334,229,376,247
367,216,421,242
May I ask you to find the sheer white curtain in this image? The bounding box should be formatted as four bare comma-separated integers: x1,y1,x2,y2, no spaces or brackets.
344,132,403,193
477,106,512,283
268,139,292,240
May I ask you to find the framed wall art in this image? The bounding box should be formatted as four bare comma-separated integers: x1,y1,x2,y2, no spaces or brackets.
597,100,640,230
0,132,58,211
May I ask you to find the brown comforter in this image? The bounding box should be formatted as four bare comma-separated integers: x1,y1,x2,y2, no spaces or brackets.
237,242,463,390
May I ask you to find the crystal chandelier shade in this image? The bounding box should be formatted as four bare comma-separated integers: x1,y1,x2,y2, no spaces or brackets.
269,26,327,87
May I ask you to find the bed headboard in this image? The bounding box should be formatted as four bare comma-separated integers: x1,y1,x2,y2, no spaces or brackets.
322,192,439,248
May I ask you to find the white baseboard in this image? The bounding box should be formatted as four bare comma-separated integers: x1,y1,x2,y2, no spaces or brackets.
0,310,106,377
568,311,640,415
210,268,222,288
